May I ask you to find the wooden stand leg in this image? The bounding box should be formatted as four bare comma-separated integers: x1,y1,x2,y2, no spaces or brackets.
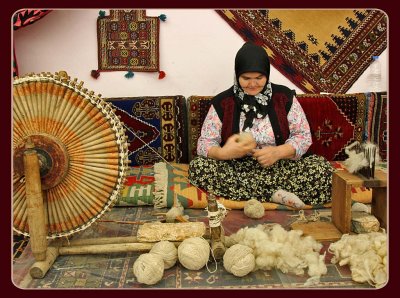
30,243,61,279
331,172,354,234
371,188,387,229
24,149,47,261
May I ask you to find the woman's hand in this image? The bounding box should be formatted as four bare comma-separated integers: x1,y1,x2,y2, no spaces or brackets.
252,144,296,167
208,134,256,160
252,146,280,167
220,134,256,160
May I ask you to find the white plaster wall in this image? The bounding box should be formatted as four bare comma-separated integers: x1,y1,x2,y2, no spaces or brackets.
13,9,388,98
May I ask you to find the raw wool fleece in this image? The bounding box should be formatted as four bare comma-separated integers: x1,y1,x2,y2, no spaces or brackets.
328,231,387,288
224,224,327,285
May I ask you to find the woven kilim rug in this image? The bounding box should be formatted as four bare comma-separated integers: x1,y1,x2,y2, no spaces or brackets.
96,10,160,72
106,96,188,166
12,206,375,289
217,10,387,93
115,165,155,206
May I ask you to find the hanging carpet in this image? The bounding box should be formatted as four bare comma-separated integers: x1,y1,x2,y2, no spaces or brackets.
96,10,160,72
217,10,387,93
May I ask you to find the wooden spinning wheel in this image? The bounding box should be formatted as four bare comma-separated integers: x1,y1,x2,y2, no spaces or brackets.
12,72,221,280
13,72,129,239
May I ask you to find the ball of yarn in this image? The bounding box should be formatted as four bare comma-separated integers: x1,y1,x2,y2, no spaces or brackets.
178,237,210,270
150,241,178,269
223,244,255,277
238,132,255,144
244,199,265,219
133,253,164,285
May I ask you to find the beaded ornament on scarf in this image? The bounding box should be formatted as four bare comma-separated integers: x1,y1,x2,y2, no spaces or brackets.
233,79,273,131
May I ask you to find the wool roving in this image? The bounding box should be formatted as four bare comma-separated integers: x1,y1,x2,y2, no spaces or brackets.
244,199,265,219
150,240,178,269
133,253,164,285
223,244,255,277
178,237,210,270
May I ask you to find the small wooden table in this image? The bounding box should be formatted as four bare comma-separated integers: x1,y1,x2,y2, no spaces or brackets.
331,169,387,234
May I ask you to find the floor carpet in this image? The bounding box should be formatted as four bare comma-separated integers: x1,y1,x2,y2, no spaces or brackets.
12,206,374,289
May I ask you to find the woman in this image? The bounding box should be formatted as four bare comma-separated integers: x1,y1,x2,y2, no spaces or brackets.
188,42,333,208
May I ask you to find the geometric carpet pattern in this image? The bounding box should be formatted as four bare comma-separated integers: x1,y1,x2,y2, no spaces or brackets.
106,96,188,166
217,10,387,93
97,10,160,72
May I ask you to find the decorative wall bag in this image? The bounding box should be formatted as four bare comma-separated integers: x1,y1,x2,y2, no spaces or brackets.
92,10,166,79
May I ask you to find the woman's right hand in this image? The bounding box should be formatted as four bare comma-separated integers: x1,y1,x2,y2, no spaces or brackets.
219,134,256,160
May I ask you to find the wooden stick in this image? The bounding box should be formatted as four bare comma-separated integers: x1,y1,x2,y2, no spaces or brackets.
96,219,149,225
59,242,161,255
63,236,140,247
63,234,210,247
24,146,47,261
207,191,226,260
30,243,61,279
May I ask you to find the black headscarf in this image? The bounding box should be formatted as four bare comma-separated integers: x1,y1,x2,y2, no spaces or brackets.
233,42,273,131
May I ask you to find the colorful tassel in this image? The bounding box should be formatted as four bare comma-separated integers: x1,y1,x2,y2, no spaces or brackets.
98,10,106,18
158,14,167,22
125,71,135,79
91,69,100,79
158,71,166,79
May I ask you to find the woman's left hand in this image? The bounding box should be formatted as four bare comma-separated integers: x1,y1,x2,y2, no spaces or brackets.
251,146,280,167
252,144,296,167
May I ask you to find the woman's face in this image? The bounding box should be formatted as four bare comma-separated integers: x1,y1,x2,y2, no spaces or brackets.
238,72,267,96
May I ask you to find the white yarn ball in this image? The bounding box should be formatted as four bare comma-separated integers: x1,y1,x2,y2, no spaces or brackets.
133,253,164,285
223,244,255,277
244,199,265,219
178,237,210,270
238,132,255,143
150,241,178,269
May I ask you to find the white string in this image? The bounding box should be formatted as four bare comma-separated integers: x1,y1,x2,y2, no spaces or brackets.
201,236,218,274
127,124,211,198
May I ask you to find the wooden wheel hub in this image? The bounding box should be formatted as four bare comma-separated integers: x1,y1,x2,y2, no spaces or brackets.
13,134,69,190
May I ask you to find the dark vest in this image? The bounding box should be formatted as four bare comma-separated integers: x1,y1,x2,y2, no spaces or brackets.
212,84,294,146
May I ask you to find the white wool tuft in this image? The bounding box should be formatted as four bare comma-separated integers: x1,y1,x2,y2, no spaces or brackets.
328,231,387,288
